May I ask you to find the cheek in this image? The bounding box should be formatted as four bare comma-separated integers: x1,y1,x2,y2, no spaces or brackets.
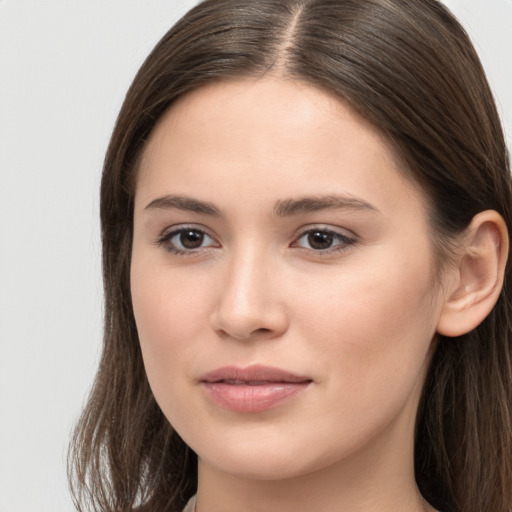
130,258,213,403
280,259,438,460
294,248,438,391
133,275,204,345
300,247,434,335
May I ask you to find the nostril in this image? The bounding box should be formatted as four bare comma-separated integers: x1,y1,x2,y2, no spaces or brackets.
214,325,279,341
210,291,289,341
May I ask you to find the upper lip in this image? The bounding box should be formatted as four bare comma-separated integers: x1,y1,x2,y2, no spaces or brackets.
200,364,312,384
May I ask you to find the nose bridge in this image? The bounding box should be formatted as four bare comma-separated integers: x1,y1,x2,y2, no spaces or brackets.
212,240,286,340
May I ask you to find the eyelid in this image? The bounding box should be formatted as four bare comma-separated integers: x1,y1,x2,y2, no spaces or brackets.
155,223,220,254
153,223,357,256
158,222,211,237
290,224,358,253
291,224,357,240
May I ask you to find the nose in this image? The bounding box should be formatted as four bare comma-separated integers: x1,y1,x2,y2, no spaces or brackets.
210,247,289,341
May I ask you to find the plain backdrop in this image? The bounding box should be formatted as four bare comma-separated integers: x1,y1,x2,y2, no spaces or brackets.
0,1,510,511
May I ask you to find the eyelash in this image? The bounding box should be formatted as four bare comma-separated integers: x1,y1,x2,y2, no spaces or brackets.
155,225,219,255
155,225,357,256
291,228,357,255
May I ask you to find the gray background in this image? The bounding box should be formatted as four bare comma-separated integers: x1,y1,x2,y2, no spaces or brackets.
0,1,510,511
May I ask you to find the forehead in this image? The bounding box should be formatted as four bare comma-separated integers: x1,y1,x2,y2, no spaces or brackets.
141,78,391,169
135,78,427,222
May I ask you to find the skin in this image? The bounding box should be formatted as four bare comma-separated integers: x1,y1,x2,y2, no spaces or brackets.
130,78,446,512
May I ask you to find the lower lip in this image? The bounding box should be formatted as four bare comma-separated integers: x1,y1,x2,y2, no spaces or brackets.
202,382,310,413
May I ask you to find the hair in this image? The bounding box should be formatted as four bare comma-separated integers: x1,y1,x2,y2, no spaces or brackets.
68,1,512,511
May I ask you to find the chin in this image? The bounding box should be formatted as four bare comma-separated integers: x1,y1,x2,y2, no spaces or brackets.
190,428,350,482
201,450,323,481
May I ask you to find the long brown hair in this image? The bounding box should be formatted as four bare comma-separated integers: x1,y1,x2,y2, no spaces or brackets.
68,1,512,511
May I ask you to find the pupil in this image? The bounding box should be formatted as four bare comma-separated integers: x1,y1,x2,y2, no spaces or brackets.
180,230,204,249
308,231,333,250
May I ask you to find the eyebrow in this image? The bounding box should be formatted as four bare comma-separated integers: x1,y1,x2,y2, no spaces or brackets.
144,195,221,216
273,195,380,217
143,193,379,217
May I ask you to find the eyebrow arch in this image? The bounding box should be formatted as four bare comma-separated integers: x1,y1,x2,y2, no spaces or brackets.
144,195,221,216
274,195,380,217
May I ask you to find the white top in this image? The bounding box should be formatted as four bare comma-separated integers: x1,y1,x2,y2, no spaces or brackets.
182,495,197,512
181,494,440,511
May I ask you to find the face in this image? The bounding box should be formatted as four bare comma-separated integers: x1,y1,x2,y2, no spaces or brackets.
131,78,448,481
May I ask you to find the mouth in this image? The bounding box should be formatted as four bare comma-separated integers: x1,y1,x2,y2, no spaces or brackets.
200,364,313,413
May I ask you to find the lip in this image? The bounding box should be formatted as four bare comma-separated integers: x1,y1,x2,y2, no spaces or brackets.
200,364,312,413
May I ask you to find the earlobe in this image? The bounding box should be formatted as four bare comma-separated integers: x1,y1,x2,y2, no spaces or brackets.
436,210,509,337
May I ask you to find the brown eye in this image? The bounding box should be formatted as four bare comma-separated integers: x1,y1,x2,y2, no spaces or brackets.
293,228,356,253
180,230,205,249
158,227,218,254
307,231,334,250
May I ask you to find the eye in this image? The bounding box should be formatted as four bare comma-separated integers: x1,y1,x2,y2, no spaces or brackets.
157,226,219,254
292,228,356,253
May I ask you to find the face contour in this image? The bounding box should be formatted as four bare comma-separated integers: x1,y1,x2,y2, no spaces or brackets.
131,78,447,482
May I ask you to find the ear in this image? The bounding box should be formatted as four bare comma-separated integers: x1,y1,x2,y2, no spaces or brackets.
436,210,509,337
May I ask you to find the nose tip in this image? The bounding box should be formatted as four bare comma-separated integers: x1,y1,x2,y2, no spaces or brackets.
212,294,288,341
210,257,288,341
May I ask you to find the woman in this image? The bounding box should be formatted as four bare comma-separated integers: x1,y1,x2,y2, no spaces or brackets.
68,1,512,511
